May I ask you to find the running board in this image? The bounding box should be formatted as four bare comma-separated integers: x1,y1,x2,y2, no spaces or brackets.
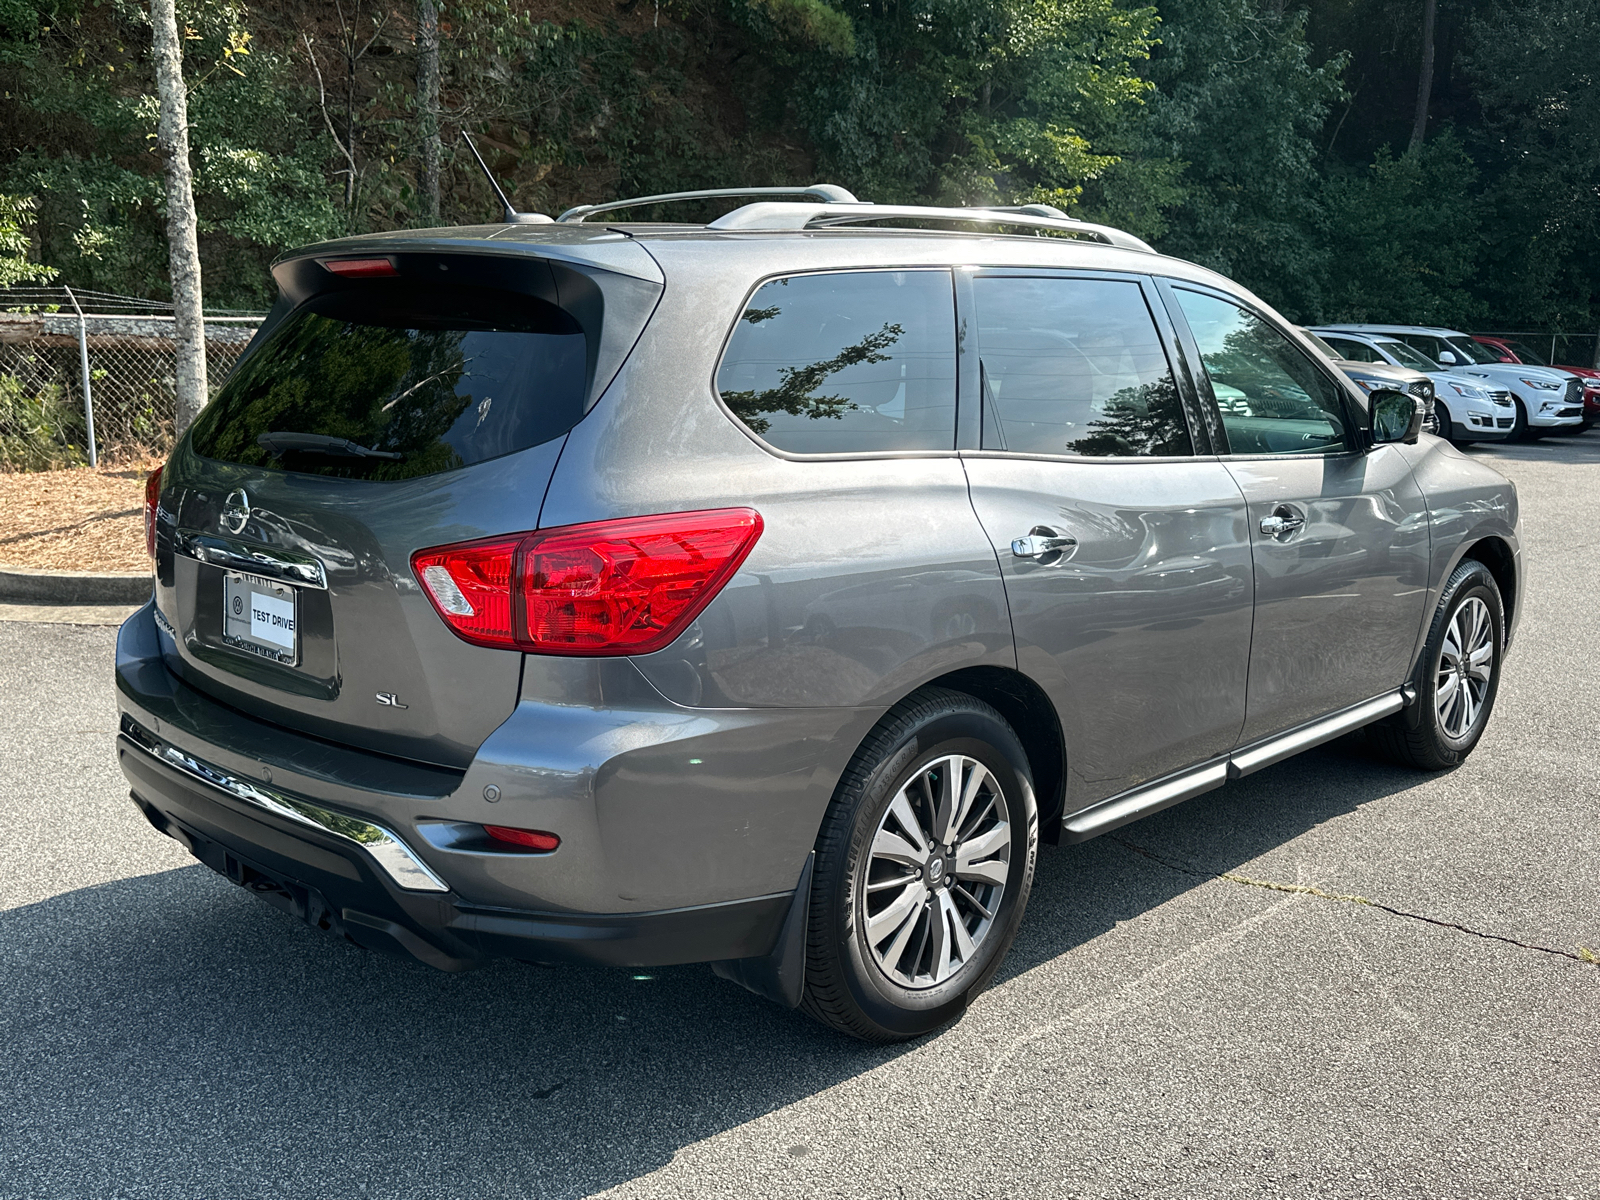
1060,691,1404,844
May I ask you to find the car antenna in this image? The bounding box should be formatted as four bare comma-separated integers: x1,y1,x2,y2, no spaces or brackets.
458,131,552,225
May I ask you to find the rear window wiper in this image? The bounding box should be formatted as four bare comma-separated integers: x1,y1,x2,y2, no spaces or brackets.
257,432,405,461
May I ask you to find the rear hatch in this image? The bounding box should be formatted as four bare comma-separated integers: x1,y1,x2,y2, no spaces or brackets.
151,232,663,767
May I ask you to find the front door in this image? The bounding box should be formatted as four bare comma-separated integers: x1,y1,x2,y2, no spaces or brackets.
958,271,1255,811
1164,285,1431,743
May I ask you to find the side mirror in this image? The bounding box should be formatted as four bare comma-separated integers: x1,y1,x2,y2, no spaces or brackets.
1369,389,1424,446
1436,350,1457,364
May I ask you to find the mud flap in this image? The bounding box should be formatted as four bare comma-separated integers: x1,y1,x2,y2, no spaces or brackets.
710,852,814,1009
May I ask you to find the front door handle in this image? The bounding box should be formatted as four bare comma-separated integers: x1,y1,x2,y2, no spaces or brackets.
1259,507,1305,538
1011,530,1078,559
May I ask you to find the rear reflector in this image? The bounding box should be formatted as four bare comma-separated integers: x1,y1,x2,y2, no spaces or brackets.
412,508,763,656
144,465,163,559
321,256,398,278
482,825,560,852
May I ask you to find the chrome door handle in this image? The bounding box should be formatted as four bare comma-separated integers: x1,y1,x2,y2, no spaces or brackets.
1011,533,1078,559
1259,512,1305,537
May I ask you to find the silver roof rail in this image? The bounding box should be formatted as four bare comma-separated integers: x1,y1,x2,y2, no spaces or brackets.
705,201,1156,253
557,184,858,224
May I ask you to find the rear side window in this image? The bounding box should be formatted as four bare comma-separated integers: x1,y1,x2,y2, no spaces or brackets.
715,270,956,454
1174,289,1349,455
188,283,588,480
1323,336,1379,363
974,275,1191,457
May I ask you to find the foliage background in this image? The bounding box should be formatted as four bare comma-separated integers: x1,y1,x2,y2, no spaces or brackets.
0,0,1595,339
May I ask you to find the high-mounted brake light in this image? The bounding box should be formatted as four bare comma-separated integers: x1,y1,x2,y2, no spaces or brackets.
321,256,398,278
144,465,163,559
411,508,763,656
483,825,560,852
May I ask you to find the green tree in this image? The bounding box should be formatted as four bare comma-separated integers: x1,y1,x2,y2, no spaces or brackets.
0,192,56,286
1086,0,1345,320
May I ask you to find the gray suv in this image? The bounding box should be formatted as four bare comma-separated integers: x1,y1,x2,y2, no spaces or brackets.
118,187,1522,1041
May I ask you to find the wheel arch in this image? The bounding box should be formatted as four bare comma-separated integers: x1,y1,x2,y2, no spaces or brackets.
1461,535,1518,644
918,666,1068,844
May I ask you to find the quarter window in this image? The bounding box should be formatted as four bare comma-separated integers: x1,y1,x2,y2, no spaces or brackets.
973,276,1191,457
1174,290,1350,455
715,270,957,454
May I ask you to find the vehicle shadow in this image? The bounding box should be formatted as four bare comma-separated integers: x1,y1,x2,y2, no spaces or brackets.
1,733,1422,1200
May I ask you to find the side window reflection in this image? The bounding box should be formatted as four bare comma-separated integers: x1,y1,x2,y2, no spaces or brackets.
715,271,957,453
974,276,1193,458
1175,289,1349,455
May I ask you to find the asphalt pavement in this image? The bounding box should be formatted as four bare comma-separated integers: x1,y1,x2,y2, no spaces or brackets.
2,434,1596,1200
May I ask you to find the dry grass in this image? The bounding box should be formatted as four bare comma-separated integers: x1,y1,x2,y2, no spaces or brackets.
0,460,158,573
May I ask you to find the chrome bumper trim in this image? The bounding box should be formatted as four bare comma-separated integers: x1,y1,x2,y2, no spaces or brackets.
121,721,449,893
174,529,328,589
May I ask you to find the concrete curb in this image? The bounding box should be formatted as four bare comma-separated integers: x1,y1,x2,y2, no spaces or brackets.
0,566,152,605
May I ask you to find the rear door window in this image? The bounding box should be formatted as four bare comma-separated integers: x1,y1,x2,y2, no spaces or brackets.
188,283,589,480
1322,336,1378,363
973,275,1191,457
1173,289,1351,455
715,269,957,454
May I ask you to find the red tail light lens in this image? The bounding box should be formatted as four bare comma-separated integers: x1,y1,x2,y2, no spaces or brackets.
483,825,560,852
412,508,762,656
320,256,398,278
144,465,163,559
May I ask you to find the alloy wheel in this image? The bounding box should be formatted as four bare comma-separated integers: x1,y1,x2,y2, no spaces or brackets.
861,754,1011,989
1436,596,1494,739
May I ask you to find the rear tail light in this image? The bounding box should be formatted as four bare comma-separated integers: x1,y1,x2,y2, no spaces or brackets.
320,256,398,278
412,508,763,656
144,465,163,559
483,825,560,852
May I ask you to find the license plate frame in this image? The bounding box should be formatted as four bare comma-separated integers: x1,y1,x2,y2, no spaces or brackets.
222,571,300,666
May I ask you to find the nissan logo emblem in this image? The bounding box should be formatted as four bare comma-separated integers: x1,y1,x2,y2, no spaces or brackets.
220,489,251,535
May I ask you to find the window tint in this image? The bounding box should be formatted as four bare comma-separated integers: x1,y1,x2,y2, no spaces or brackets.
1378,339,1438,371
973,276,1191,457
1323,336,1378,363
1502,340,1547,365
188,284,588,480
715,270,956,454
1174,289,1349,455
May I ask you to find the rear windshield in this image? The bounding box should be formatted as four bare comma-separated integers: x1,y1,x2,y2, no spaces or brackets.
188,284,588,480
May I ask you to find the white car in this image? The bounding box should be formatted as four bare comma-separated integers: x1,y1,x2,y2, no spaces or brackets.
1312,328,1513,445
1321,324,1584,438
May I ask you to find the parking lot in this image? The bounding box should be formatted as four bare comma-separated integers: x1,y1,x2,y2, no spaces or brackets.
2,435,1596,1200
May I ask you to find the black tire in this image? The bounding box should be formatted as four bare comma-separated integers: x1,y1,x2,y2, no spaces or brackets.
800,688,1038,1041
1509,399,1531,440
1434,404,1455,445
1370,559,1504,770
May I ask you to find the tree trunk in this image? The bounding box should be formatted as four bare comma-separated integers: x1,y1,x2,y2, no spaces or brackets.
151,0,208,435
417,0,441,224
1408,0,1437,153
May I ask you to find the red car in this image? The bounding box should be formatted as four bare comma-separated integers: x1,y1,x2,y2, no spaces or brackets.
1474,335,1599,430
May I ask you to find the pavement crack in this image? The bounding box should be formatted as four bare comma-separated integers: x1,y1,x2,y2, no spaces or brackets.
1110,836,1599,968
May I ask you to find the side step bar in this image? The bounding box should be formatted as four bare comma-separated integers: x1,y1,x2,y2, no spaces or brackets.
1061,690,1405,844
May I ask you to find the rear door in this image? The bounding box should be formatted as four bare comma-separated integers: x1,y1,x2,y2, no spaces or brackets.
1162,284,1430,743
152,247,662,767
957,269,1255,808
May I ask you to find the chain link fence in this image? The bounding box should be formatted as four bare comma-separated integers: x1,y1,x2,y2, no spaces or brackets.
0,287,264,471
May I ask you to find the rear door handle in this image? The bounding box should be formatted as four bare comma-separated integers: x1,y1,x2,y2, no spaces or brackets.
1011,531,1078,559
1259,508,1305,538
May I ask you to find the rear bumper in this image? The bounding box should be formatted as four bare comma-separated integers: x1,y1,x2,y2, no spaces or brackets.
115,600,879,971
119,722,790,970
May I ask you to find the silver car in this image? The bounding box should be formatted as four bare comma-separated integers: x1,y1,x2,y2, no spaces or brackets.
119,188,1522,1041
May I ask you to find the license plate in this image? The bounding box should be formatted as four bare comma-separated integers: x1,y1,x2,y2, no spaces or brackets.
222,572,299,665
